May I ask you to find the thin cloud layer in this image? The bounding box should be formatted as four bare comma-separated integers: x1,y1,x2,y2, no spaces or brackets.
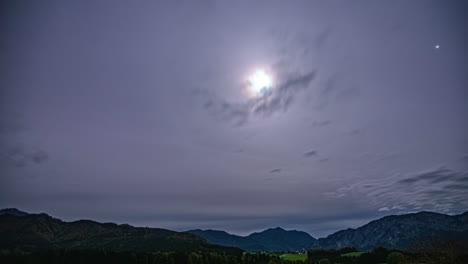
329,167,468,214
1,146,49,168
398,167,468,184
303,150,318,157
312,120,331,127
1,0,467,238
200,70,317,126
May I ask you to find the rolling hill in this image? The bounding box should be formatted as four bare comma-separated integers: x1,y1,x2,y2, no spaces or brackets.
0,209,240,253
189,227,317,252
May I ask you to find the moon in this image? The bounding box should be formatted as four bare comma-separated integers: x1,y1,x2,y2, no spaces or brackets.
247,70,272,97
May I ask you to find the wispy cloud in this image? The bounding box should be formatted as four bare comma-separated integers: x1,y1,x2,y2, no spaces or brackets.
327,167,468,214
397,167,468,184
198,70,317,126
269,168,282,174
1,146,49,168
312,120,331,127
303,150,318,157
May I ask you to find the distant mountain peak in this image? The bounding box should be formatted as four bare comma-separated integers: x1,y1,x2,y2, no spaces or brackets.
317,211,468,250
0,208,29,216
271,227,285,231
190,227,316,252
253,227,286,234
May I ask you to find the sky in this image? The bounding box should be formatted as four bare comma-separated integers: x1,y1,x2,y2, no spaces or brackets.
1,0,467,238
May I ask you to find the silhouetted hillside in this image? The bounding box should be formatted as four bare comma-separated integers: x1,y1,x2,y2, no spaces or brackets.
189,227,316,251
316,211,468,250
0,209,241,253
2,208,467,253
0,208,29,216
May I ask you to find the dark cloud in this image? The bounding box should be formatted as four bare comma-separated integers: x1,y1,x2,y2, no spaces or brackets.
312,120,331,127
329,167,468,214
269,168,282,174
314,28,332,49
397,167,468,184
0,113,48,168
253,71,316,116
444,184,468,190
303,150,317,157
30,150,49,164
1,146,49,168
199,70,317,126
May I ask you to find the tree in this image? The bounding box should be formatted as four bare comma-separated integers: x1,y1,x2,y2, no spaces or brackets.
318,258,330,264
387,252,407,264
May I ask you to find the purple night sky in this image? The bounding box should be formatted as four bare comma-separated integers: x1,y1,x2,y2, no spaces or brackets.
1,0,467,237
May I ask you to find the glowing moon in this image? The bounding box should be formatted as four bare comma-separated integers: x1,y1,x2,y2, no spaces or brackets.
247,70,272,96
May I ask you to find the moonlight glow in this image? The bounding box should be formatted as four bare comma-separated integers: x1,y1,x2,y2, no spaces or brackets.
248,70,272,96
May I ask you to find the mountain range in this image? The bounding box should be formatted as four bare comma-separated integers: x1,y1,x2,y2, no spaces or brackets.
0,208,239,253
1,208,467,252
316,211,468,250
189,227,316,252
190,211,468,251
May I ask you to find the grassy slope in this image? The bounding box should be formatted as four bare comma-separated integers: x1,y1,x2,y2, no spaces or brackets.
341,251,364,257
280,253,307,261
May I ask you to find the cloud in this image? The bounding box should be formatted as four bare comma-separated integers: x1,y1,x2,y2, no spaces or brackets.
30,150,49,164
303,150,318,157
269,168,282,174
397,167,468,184
1,146,49,168
0,113,49,168
312,120,331,127
199,70,317,126
328,166,468,214
253,71,317,117
314,28,332,49
198,29,358,126
443,184,468,190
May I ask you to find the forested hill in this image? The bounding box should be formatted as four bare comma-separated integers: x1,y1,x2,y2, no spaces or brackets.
191,211,468,251
0,209,240,254
2,208,467,253
316,211,468,250
189,227,317,251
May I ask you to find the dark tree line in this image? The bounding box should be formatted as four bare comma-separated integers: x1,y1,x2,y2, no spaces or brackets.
2,237,467,264
0,250,302,264
306,239,468,264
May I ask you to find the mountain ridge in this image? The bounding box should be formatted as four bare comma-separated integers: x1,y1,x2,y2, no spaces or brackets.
316,211,468,250
189,226,316,252
0,210,240,253
1,208,467,252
